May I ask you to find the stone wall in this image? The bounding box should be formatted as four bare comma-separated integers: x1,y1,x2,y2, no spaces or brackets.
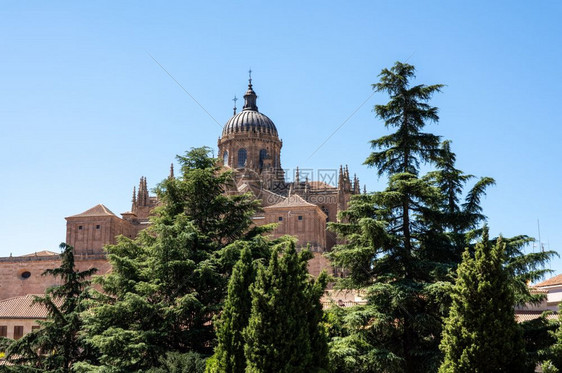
0,255,111,301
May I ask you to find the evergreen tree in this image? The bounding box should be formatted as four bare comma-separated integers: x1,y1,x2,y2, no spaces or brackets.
328,61,449,372
422,140,495,263
439,228,528,373
243,242,329,373
500,235,557,306
520,313,558,370
206,246,256,373
541,305,562,370
2,243,97,372
365,61,443,177
79,147,270,371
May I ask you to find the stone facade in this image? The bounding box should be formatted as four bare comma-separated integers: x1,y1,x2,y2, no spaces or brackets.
0,78,363,325
0,252,111,301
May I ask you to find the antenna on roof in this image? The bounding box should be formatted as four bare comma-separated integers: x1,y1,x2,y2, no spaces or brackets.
233,95,238,115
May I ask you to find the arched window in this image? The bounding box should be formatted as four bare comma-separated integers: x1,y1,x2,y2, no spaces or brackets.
259,149,267,169
237,148,247,168
223,151,229,166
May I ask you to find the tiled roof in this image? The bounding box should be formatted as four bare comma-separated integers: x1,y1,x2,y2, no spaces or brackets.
264,194,317,209
222,96,278,136
536,274,562,287
0,295,49,319
66,204,117,218
19,250,59,257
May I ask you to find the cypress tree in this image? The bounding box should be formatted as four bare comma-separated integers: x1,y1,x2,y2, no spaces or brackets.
243,242,328,373
439,228,527,373
207,246,256,373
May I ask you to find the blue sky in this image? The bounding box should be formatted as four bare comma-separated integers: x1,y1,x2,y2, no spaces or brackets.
1,1,561,276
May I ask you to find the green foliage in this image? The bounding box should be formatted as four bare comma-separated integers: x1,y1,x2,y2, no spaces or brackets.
329,62,451,372
542,360,560,373
499,235,558,306
520,313,558,369
3,243,97,372
244,242,329,373
542,305,562,370
327,61,555,372
207,246,256,373
81,147,267,371
365,61,443,176
439,229,528,373
147,351,207,373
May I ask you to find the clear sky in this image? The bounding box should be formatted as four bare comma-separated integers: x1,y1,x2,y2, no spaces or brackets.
1,1,561,276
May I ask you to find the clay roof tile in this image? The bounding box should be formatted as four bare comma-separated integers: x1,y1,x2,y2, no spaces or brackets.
66,204,117,218
536,274,562,287
0,295,49,319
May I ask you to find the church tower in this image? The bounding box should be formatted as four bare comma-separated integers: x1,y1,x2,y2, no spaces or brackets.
217,74,284,186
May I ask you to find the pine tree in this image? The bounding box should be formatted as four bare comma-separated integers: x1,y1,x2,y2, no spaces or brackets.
439,228,528,373
3,243,97,372
79,147,270,371
243,242,328,373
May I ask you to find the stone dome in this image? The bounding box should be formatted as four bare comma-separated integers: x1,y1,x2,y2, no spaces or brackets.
222,110,278,136
222,79,278,137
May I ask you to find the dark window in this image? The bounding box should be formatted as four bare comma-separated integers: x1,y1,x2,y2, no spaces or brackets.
278,217,283,221
14,326,23,340
0,326,7,337
298,216,303,221
32,325,40,332
78,226,83,230
223,151,229,166
238,148,247,168
21,271,31,279
96,225,101,229
259,149,267,169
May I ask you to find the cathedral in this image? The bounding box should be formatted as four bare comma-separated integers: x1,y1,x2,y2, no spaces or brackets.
0,77,362,338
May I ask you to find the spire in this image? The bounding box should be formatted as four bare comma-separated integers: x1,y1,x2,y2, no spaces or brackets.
232,95,238,115
137,177,149,206
169,163,175,179
137,179,143,205
143,177,149,204
338,165,344,189
363,184,367,194
132,186,137,206
243,69,258,111
295,167,300,186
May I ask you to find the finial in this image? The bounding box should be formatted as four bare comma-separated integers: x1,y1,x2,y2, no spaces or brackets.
132,186,137,204
363,184,367,194
243,70,258,111
169,163,174,179
232,95,238,115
